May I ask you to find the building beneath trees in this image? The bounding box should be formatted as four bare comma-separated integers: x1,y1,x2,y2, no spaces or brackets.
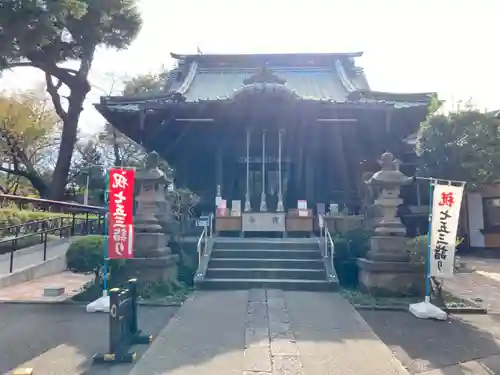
97,52,434,235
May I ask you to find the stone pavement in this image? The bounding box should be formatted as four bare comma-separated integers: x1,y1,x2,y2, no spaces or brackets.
0,271,92,302
444,256,500,312
129,290,409,375
361,310,500,374
0,237,74,276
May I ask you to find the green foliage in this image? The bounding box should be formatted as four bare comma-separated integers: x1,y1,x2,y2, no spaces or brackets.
0,208,78,227
177,247,198,287
406,235,428,264
333,228,372,260
0,0,142,68
1,0,142,200
417,109,500,188
140,279,188,300
69,138,106,204
66,235,125,284
407,235,464,265
0,90,60,196
98,70,169,168
333,228,373,288
123,71,169,96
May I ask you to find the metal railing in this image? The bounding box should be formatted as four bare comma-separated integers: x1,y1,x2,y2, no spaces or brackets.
1,217,73,236
319,214,335,272
196,213,214,264
0,193,106,213
1,216,104,274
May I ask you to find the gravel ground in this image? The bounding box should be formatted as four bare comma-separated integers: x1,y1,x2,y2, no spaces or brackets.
0,303,179,375
359,310,500,374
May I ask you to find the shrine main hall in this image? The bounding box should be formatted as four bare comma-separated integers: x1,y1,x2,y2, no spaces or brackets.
97,51,434,235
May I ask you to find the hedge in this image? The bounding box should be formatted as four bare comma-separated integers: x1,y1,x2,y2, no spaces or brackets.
0,208,97,228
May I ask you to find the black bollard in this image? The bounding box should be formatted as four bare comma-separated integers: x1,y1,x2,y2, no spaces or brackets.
93,279,152,364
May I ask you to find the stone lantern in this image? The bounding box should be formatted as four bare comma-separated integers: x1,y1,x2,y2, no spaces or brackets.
366,152,414,239
128,152,178,283
357,152,424,296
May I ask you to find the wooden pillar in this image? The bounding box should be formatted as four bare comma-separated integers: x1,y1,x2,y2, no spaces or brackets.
332,124,351,205
244,128,251,212
297,131,304,192
305,152,314,203
342,122,362,207
215,144,223,197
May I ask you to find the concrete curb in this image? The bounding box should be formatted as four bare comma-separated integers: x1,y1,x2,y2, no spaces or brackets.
353,304,488,314
444,306,488,314
353,304,409,311
0,298,184,307
0,255,67,288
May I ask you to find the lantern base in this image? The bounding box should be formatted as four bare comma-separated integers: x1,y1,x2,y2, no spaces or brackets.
86,294,110,313
409,300,447,320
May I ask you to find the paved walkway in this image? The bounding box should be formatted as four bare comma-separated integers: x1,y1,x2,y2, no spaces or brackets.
0,238,74,276
444,256,500,312
130,290,409,375
0,272,92,302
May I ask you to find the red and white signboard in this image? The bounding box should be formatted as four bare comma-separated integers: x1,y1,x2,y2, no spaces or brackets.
108,168,135,259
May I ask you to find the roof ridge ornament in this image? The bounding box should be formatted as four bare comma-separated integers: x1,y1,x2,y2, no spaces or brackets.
243,66,286,85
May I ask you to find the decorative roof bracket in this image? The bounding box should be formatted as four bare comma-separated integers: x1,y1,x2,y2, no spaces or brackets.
243,66,286,85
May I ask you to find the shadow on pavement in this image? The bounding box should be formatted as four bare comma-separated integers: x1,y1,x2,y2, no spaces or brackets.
0,303,178,375
359,310,500,374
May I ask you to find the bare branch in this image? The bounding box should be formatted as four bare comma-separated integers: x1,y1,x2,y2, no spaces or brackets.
45,72,68,122
0,165,29,179
1,61,79,76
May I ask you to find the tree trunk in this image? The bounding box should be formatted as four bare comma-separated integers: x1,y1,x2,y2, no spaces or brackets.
49,87,88,201
26,173,50,198
112,130,122,166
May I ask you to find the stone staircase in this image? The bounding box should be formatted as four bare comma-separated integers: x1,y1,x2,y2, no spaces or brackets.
197,238,338,291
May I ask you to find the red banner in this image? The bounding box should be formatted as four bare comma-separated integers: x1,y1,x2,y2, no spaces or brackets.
108,168,135,259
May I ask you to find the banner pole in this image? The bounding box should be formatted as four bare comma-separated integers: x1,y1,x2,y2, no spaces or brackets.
103,169,109,297
425,179,434,304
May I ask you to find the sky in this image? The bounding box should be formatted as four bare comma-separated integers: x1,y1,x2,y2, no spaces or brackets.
0,0,498,134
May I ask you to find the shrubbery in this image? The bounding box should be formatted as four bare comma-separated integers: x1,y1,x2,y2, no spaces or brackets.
66,235,125,287
0,208,95,228
67,235,190,301
0,208,67,227
333,228,372,288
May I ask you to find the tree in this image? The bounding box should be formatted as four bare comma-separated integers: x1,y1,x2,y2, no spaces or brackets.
0,0,142,200
417,108,500,188
122,71,168,96
69,138,106,204
98,70,169,168
0,90,60,196
98,123,147,167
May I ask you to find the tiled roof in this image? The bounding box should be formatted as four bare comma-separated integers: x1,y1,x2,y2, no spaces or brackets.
183,68,349,101
97,52,436,111
166,52,372,103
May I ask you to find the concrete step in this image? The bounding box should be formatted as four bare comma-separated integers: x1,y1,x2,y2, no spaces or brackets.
206,268,326,280
209,257,324,269
198,278,337,291
211,249,321,260
213,240,317,251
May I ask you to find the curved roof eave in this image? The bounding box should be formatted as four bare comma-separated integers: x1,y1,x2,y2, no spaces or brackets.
170,51,364,62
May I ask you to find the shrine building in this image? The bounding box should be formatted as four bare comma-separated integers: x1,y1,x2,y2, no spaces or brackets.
96,52,434,235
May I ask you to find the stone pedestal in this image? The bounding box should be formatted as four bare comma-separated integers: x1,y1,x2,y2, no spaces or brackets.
358,152,423,296
357,258,424,296
367,236,410,262
129,152,179,283
126,256,178,284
